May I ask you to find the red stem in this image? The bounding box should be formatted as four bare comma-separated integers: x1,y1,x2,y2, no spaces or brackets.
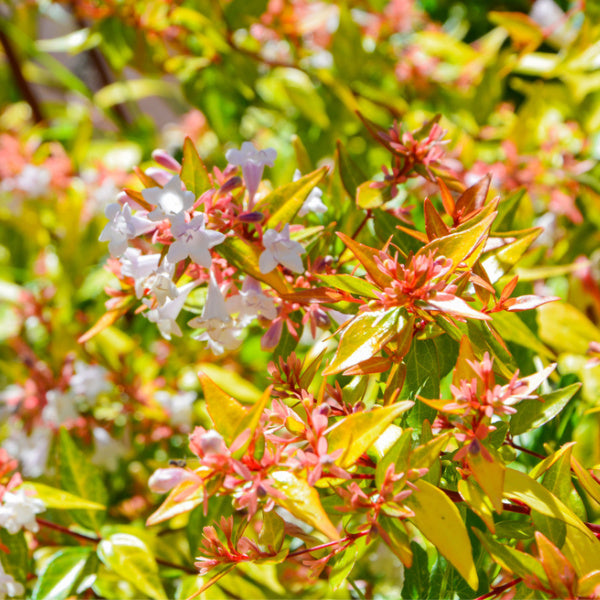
476,578,522,600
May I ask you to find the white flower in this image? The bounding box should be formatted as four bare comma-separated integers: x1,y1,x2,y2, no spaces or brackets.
144,281,197,340
0,561,24,599
225,142,277,203
293,169,327,217
259,224,305,274
99,202,155,257
2,427,51,478
42,390,78,426
0,488,45,534
155,391,196,429
188,274,242,354
144,175,196,223
226,276,277,326
168,214,226,267
70,362,111,401
91,428,127,472
120,249,177,305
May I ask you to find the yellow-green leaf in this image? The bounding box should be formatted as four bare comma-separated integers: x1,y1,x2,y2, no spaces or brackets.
458,478,495,533
181,136,210,199
271,471,339,540
18,482,105,511
406,479,479,590
327,401,414,469
467,447,505,514
145,479,204,527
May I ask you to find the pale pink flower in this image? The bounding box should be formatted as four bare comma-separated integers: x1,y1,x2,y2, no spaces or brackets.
259,224,305,274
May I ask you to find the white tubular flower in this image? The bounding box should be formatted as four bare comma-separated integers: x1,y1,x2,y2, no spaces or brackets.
155,391,196,429
225,142,277,203
293,169,327,217
168,214,226,267
120,249,177,305
99,202,155,257
144,281,197,340
0,561,24,599
0,488,46,534
144,175,196,223
226,276,277,326
42,390,79,426
259,224,305,274
188,274,242,355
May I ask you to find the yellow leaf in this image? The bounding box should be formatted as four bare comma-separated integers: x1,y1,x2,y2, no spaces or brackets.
458,479,495,533
146,479,204,527
467,447,505,514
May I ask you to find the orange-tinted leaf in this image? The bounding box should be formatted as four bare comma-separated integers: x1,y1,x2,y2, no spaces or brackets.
535,532,577,599
424,198,449,240
454,175,491,222
337,232,392,289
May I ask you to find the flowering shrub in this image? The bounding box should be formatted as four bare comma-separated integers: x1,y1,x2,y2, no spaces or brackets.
1,1,600,599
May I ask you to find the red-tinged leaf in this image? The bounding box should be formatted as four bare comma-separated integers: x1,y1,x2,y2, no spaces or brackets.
396,224,429,244
507,295,561,311
438,177,455,216
181,136,211,199
280,288,347,304
421,294,491,321
270,471,339,540
327,401,414,468
199,371,246,444
454,175,491,222
417,211,496,274
317,273,379,299
467,446,505,514
123,187,153,211
134,165,160,189
337,232,393,289
535,532,578,599
146,479,204,527
343,356,393,375
78,304,131,344
417,396,463,414
406,479,479,590
424,198,449,240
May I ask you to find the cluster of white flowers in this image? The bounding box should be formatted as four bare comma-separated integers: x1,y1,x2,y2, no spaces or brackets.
0,488,45,534
97,142,326,354
155,390,196,429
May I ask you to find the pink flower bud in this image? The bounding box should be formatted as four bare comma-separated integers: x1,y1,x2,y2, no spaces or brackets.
145,167,173,187
152,149,181,172
199,430,228,456
148,467,189,493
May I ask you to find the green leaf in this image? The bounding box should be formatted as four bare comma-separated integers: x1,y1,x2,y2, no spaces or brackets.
458,478,496,533
481,228,541,283
146,479,204,527
180,136,210,199
260,167,327,229
323,308,412,375
97,533,166,600
327,402,414,469
32,547,92,600
510,383,581,436
401,541,430,599
336,141,367,200
271,471,339,540
473,529,548,584
406,479,479,590
258,510,285,552
59,428,108,531
571,455,600,506
329,537,368,592
375,427,413,488
231,386,272,459
0,528,29,588
18,482,105,511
